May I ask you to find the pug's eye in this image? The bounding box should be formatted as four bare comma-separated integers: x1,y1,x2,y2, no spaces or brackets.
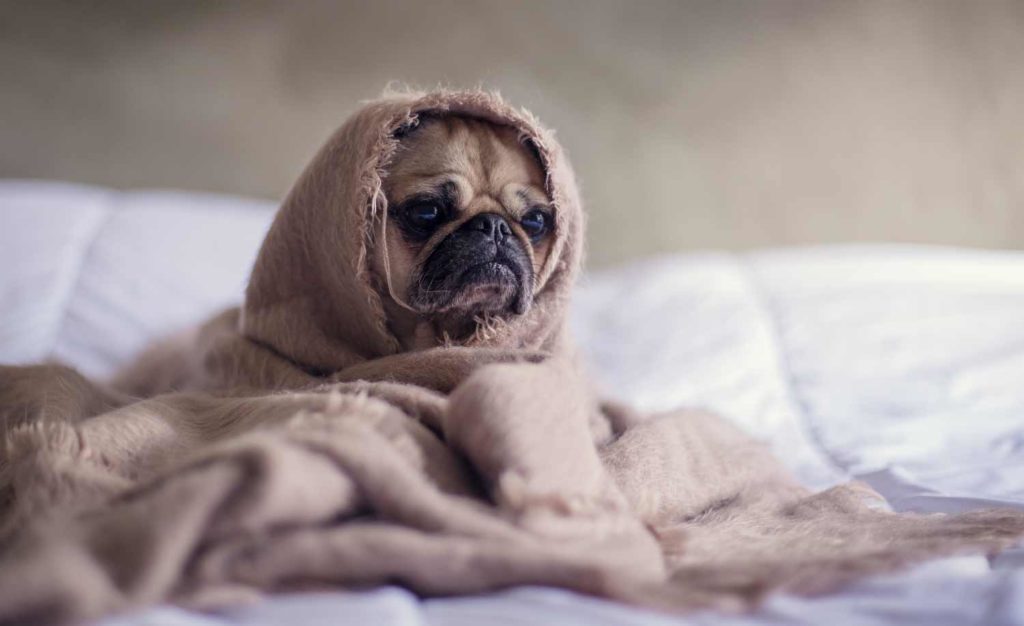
403,202,440,232
520,209,550,241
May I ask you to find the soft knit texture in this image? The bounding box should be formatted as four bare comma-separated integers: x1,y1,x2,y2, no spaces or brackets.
1,90,1023,625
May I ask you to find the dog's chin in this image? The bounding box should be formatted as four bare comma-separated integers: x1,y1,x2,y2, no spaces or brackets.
410,259,532,319
447,262,521,313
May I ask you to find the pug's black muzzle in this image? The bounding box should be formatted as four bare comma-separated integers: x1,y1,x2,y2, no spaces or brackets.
410,213,534,315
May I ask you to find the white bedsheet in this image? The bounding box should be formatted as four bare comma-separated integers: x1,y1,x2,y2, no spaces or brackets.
2,180,1023,625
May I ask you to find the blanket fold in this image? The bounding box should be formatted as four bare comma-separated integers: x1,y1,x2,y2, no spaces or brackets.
2,89,1023,625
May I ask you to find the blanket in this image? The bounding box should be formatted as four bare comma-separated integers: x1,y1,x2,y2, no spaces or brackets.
1,89,1022,625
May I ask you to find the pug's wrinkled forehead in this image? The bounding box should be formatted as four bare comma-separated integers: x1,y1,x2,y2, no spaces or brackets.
375,114,556,346
385,115,553,260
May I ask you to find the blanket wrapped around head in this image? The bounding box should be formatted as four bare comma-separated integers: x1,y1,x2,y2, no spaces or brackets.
1,89,1023,626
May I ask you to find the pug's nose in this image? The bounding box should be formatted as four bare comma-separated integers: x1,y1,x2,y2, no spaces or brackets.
466,213,512,244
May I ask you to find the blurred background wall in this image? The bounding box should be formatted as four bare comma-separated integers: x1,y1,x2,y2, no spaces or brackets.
1,0,1022,267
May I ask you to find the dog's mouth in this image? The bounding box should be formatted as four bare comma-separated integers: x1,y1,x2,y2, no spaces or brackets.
461,260,517,284
454,260,520,308
420,258,524,314
410,244,534,317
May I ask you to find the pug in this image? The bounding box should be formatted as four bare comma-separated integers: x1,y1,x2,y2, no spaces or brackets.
99,112,562,397
373,115,556,350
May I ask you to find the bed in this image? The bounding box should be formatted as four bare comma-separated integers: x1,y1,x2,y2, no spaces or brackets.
2,180,1022,626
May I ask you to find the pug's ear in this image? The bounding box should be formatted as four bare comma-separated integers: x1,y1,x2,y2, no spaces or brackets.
393,117,420,139
520,136,545,170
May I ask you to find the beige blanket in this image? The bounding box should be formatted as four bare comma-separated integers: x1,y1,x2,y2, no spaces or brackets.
1,90,1022,625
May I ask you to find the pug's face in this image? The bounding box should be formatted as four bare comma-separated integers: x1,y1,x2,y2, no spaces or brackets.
378,115,554,342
